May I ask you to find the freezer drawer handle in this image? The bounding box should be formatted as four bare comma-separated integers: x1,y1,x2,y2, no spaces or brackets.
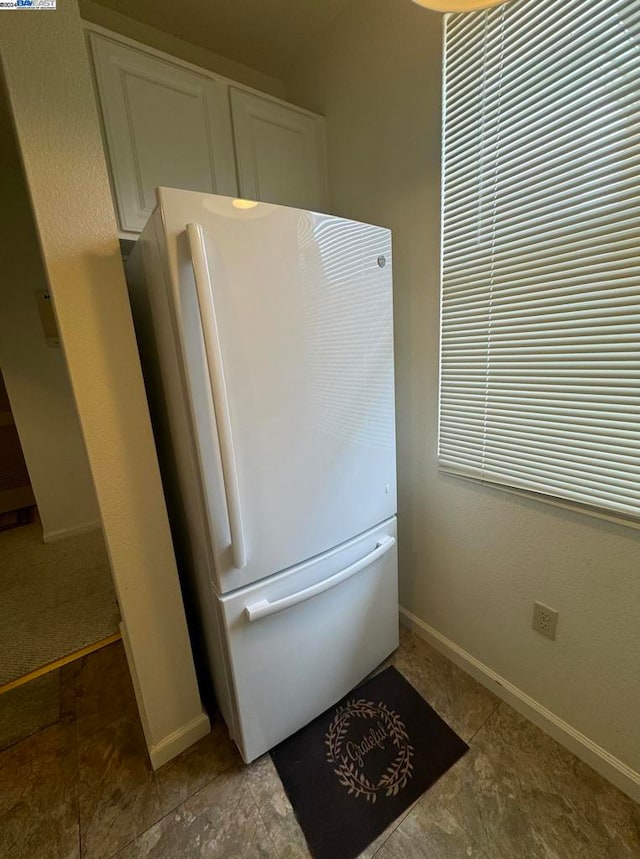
244,535,396,622
187,222,247,570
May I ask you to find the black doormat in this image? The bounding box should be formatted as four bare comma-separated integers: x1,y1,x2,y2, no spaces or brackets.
270,665,468,859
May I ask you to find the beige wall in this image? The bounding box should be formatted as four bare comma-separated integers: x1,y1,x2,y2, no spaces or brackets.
0,0,207,767
0,85,100,540
286,0,640,791
80,0,286,98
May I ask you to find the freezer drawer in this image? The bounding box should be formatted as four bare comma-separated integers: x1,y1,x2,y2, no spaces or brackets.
218,518,398,762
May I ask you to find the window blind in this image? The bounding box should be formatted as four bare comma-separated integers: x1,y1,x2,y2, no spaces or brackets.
439,0,640,521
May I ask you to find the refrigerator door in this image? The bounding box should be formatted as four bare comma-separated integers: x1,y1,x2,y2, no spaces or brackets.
218,517,398,763
158,188,397,593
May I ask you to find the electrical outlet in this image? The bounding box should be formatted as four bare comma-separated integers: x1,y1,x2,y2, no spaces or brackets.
532,601,558,641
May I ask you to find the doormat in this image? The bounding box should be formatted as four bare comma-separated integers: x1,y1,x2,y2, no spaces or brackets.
270,666,468,859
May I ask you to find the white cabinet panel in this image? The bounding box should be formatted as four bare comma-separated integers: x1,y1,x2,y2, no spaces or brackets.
88,33,238,233
230,87,327,212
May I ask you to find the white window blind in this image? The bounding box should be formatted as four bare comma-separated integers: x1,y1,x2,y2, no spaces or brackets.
439,0,640,521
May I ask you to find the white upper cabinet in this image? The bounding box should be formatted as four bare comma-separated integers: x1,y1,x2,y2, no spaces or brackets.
230,88,327,212
88,32,238,233
86,28,328,234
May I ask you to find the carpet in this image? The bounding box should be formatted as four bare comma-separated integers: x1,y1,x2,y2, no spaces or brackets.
271,665,468,859
0,522,119,686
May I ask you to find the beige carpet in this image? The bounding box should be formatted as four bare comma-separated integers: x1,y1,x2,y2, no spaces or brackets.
0,522,120,686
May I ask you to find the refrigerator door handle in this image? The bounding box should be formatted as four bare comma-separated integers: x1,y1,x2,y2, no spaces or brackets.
187,222,247,570
244,535,396,622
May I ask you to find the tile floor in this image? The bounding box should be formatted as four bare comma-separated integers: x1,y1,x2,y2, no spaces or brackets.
0,629,638,858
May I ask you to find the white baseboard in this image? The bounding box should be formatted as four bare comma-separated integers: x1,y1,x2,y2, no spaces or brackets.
148,712,211,770
43,519,102,542
119,622,211,771
399,606,640,803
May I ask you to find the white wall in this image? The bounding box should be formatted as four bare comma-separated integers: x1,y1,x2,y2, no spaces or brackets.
286,0,640,793
79,0,286,99
0,0,208,767
0,91,101,541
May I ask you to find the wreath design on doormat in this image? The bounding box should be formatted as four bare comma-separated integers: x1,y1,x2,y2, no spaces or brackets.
325,698,414,803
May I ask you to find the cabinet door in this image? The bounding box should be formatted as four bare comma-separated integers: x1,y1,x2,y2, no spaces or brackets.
230,88,327,212
88,33,238,233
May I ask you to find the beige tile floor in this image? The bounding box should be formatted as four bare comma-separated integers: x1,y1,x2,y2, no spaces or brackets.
0,629,638,858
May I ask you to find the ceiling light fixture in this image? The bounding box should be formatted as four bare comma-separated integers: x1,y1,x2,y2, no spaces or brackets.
232,199,259,210
411,0,509,11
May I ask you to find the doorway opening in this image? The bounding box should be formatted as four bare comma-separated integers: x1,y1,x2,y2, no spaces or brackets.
0,76,120,747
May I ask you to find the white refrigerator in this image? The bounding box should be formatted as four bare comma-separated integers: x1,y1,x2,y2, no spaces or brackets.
127,188,398,762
